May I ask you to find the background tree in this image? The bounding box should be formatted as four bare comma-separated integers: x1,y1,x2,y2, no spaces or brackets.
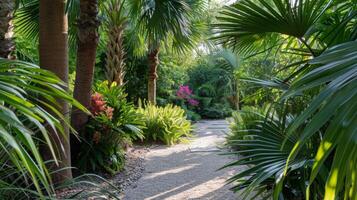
0,0,15,58
39,0,72,184
129,0,206,104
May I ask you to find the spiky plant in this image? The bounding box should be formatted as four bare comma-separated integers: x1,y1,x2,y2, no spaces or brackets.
103,0,128,85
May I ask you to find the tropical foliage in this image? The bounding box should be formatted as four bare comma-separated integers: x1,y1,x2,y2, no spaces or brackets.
185,50,239,119
1,0,356,198
0,59,118,199
138,103,192,145
218,0,357,199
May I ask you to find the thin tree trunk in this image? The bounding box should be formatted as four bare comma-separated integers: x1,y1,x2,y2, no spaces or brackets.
39,0,71,184
235,80,240,110
0,0,15,58
147,48,159,104
71,0,100,165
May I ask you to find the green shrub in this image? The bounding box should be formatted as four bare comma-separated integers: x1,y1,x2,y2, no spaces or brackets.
201,104,233,119
77,81,145,174
138,103,192,145
185,110,201,122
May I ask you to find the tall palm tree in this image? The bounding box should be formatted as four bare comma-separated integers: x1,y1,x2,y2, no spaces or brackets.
70,0,100,162
130,0,205,104
0,0,15,58
39,0,72,184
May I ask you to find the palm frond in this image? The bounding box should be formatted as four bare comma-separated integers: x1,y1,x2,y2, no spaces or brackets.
282,41,357,200
0,58,87,197
213,0,332,54
225,106,313,199
14,0,80,53
129,0,207,52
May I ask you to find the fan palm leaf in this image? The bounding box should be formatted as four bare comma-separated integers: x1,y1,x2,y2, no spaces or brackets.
224,106,314,199
214,0,332,55
14,0,79,52
129,0,206,52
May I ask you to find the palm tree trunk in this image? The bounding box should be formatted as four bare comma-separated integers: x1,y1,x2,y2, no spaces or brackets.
0,0,15,58
71,0,99,164
106,26,125,85
147,48,159,104
39,0,71,184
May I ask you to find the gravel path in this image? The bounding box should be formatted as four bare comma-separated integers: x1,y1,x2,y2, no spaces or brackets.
122,120,241,200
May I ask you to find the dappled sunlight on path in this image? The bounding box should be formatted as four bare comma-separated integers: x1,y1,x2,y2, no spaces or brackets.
123,120,242,200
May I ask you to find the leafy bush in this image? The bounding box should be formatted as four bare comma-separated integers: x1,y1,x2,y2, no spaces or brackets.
200,103,233,119
185,110,201,122
77,81,145,174
185,54,238,119
138,103,192,145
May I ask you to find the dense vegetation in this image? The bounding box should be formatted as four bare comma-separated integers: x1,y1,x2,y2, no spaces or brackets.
0,0,355,199
220,0,357,199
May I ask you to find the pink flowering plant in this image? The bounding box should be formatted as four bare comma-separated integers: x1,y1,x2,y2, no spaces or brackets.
176,85,199,107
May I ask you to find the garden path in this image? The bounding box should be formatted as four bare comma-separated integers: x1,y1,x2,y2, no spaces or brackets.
122,120,242,200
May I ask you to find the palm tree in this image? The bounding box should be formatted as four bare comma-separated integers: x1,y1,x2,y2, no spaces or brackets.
215,0,357,199
39,0,72,184
129,0,205,104
0,0,15,58
103,0,128,85
70,0,100,163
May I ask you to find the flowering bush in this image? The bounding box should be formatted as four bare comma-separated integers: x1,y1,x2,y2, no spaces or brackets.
176,85,199,106
176,85,192,99
77,81,145,175
187,98,199,106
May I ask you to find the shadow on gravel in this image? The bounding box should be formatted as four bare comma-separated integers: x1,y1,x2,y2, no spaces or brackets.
125,150,237,200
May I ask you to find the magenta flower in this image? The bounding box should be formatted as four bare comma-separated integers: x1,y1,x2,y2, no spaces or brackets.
188,99,199,106
176,85,193,99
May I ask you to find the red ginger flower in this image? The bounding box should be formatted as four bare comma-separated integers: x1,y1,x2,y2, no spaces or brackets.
90,92,106,115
